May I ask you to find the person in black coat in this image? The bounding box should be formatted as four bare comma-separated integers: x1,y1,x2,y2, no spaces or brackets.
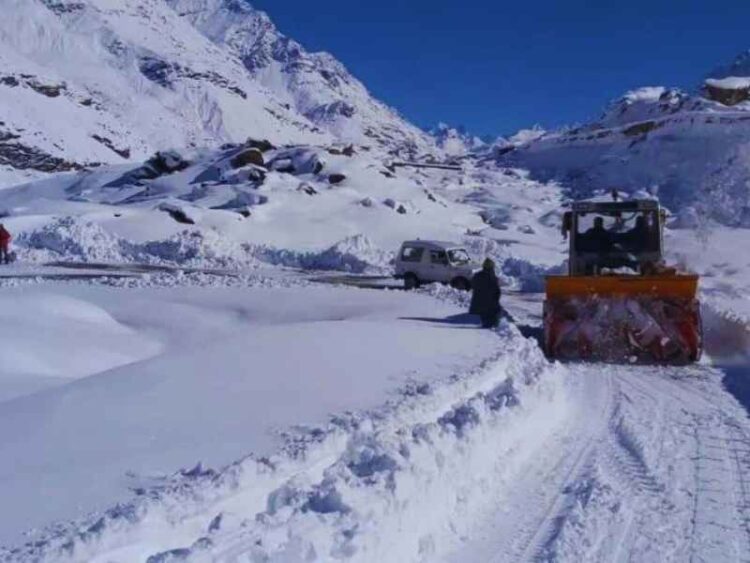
470,258,501,328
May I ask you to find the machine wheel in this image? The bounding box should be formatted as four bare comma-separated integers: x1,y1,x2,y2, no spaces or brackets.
404,273,420,290
450,277,471,291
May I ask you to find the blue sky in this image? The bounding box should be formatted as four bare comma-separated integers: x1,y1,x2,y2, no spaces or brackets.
252,0,750,137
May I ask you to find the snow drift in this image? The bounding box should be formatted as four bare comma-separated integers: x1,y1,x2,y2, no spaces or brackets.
2,320,569,563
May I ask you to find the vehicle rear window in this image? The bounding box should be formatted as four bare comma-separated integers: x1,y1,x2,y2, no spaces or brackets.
401,246,424,262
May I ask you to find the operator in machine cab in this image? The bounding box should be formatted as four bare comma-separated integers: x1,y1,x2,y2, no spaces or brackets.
621,215,649,250
581,216,611,253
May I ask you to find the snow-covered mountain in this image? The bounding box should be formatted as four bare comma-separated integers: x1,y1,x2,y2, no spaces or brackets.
166,0,435,155
6,21,750,562
499,50,750,226
0,0,338,185
0,0,437,187
428,123,486,156
707,49,750,83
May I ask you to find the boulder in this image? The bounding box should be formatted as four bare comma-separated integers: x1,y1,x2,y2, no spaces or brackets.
297,182,318,196
270,158,295,173
268,149,325,175
103,151,188,188
148,151,190,175
211,192,268,211
704,78,750,106
328,173,346,185
244,138,276,152
230,148,264,169
222,165,266,185
158,203,196,225
384,198,408,214
480,208,511,229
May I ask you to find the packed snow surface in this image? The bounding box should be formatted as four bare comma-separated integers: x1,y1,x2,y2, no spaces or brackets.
3,281,750,562
0,283,498,547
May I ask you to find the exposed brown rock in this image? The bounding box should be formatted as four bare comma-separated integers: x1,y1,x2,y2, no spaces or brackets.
704,84,750,106
623,121,658,137
230,147,265,168
297,182,318,195
244,138,275,152
91,135,131,159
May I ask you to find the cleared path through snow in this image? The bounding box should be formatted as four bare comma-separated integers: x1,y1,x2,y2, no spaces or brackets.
449,363,750,562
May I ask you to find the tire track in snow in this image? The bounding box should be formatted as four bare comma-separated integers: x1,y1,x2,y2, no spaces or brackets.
541,366,750,563
515,372,615,563
721,417,750,561
556,370,671,563
442,367,616,563
609,372,685,563
686,411,748,563
632,368,750,561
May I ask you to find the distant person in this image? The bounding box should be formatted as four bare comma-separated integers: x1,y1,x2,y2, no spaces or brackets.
0,224,11,265
470,258,501,328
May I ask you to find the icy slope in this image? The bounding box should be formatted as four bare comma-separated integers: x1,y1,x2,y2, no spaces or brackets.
166,0,436,154
0,0,328,182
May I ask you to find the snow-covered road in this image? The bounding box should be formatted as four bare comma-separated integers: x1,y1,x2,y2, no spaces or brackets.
2,284,750,562
454,364,750,562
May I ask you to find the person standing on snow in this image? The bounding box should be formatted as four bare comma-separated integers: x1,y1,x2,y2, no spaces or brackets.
0,224,11,265
470,258,501,328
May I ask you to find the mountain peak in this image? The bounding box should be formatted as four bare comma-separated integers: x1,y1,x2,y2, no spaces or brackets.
708,49,750,81
428,122,484,155
167,0,435,154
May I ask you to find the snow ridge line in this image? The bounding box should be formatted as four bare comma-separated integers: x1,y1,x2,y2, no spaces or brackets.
2,323,567,562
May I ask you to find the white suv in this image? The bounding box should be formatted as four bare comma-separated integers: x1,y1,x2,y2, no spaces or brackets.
394,240,479,290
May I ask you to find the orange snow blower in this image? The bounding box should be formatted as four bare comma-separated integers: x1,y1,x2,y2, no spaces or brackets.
543,198,702,364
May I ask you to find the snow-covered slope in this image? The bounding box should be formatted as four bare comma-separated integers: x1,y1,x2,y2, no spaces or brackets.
0,143,493,263
500,51,750,226
0,140,571,297
0,0,330,185
165,0,435,155
0,0,440,187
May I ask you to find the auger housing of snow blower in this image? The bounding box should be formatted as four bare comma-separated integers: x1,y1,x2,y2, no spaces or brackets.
544,198,702,364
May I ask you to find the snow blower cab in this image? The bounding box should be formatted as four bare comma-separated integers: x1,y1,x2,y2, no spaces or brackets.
544,198,702,364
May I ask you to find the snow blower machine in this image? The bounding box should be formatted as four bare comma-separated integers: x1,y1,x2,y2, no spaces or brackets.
543,198,702,364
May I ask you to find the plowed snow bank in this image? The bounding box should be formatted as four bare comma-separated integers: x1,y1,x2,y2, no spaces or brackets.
3,314,569,563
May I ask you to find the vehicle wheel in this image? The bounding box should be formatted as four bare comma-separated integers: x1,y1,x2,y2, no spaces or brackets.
404,273,420,290
450,277,470,291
